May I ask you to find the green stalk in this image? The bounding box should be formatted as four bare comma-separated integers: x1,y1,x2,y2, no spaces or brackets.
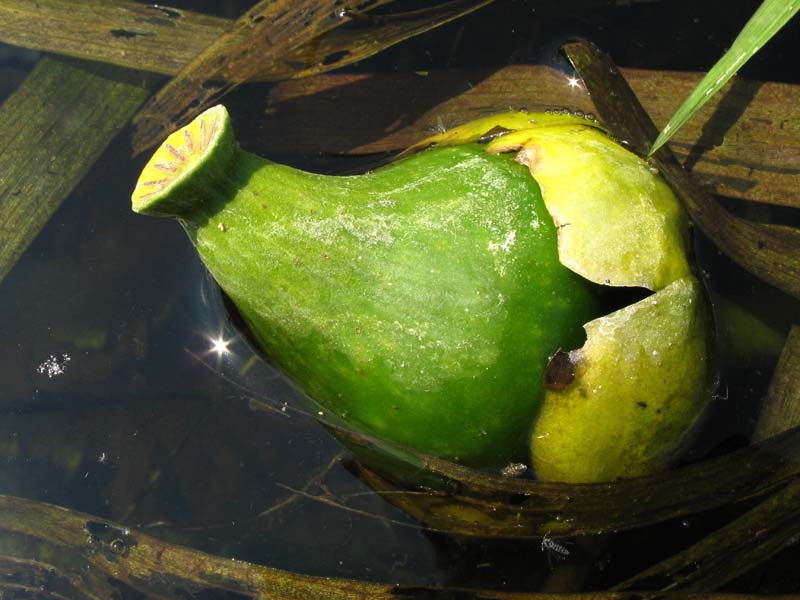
650,0,799,155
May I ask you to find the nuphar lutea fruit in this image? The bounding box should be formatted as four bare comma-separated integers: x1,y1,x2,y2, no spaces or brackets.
132,106,715,482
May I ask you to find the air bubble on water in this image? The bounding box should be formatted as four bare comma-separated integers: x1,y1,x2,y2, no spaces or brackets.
501,462,528,477
36,353,71,378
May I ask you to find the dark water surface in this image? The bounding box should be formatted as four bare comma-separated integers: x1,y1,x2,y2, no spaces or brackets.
1,0,799,596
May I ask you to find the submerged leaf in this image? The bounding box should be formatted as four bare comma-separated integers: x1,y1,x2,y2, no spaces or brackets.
753,326,800,442
131,0,495,154
132,0,389,154
650,0,800,155
614,479,800,591
279,0,496,80
0,493,559,599
0,57,148,286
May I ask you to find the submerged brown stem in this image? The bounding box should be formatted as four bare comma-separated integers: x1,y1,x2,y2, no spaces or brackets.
336,424,800,538
753,326,800,442
8,493,773,600
3,493,798,599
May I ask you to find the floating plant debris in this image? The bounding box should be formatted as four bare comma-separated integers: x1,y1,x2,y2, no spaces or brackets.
130,0,495,154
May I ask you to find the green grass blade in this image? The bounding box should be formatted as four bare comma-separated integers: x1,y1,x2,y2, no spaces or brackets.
649,0,799,156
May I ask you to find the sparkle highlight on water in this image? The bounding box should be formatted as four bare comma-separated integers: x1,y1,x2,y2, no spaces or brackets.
208,335,233,357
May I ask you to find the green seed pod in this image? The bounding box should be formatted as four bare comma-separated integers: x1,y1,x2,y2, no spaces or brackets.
132,105,715,480
132,105,600,468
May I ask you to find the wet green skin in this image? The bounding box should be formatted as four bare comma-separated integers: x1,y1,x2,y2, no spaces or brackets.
181,144,599,467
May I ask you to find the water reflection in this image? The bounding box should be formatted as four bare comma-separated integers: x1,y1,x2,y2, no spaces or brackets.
207,333,233,358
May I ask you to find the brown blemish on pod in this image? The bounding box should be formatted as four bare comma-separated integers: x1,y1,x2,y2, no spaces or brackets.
544,349,576,391
515,145,542,173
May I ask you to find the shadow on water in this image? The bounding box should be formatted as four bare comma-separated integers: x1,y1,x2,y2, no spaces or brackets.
683,78,763,173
